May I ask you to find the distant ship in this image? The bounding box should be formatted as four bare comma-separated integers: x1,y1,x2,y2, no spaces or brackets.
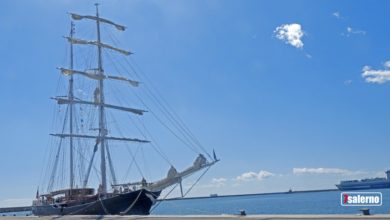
336,170,390,190
32,5,219,216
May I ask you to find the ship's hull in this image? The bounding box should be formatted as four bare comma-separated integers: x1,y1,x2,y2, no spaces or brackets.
336,181,390,191
32,189,160,216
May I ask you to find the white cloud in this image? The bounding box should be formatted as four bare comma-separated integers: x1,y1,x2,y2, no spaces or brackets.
362,61,390,84
293,167,349,175
346,27,366,36
211,178,227,187
193,177,228,189
332,11,343,19
274,23,305,49
293,167,368,176
384,60,390,68
258,170,275,179
236,171,257,181
236,170,275,182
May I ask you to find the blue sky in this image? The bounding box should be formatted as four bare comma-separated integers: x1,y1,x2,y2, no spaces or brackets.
1,0,390,206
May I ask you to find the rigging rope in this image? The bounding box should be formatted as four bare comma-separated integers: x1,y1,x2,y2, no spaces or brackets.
122,145,140,182
183,166,211,197
127,56,212,159
125,145,145,178
150,167,211,213
104,52,174,166
106,110,147,182
47,105,69,192
149,183,179,213
106,85,174,167
105,35,209,157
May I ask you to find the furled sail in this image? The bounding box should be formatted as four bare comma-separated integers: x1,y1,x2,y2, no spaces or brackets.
60,68,101,80
70,13,126,31
107,75,139,87
58,68,140,87
65,37,132,55
53,97,146,115
50,133,150,143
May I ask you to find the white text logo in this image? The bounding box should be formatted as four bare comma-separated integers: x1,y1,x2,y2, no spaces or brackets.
341,192,382,206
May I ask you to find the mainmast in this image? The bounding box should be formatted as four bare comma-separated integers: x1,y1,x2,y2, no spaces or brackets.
95,3,108,194
68,21,75,191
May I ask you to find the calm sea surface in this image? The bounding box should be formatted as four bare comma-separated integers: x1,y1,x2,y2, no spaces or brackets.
151,189,390,215
3,189,390,216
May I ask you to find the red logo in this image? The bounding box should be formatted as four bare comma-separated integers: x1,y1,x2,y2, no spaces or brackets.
343,194,348,204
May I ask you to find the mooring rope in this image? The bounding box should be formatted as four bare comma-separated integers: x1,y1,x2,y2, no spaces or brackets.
66,199,97,215
98,194,110,215
120,189,144,215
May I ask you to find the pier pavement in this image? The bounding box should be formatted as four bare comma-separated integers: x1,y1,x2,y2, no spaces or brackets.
2,215,390,220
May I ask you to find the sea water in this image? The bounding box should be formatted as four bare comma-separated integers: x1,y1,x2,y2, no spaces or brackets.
151,189,390,215
4,189,390,216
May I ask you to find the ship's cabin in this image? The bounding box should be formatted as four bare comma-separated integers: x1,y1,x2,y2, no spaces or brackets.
35,188,95,205
50,188,95,198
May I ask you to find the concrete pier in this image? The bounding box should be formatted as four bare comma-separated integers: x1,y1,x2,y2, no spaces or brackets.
0,207,31,213
2,215,390,220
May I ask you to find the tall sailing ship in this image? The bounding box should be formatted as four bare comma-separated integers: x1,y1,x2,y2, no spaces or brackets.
32,5,218,215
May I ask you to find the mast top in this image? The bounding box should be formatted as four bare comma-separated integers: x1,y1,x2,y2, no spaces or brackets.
95,3,99,15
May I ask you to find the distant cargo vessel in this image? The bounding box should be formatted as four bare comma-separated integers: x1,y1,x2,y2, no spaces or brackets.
336,170,390,190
